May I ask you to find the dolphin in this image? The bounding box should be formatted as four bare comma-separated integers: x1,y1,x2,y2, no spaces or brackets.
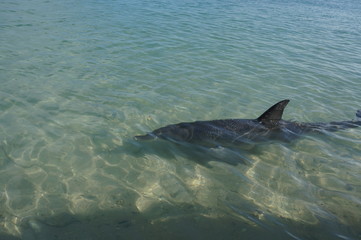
134,100,361,148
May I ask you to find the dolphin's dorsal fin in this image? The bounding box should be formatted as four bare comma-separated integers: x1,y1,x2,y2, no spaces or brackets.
257,99,290,124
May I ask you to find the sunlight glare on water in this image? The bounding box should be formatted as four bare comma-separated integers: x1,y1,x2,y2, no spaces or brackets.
1,0,361,239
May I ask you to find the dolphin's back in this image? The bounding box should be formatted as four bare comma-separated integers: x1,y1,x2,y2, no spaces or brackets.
189,119,267,144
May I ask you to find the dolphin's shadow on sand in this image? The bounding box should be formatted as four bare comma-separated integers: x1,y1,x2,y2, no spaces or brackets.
123,137,259,167
6,194,360,240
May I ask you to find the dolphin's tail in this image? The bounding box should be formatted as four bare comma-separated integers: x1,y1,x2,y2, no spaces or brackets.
354,109,361,126
336,109,361,129
356,110,361,119
306,109,361,132
134,133,156,141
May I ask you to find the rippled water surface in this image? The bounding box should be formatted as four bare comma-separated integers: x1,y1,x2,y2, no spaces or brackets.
1,0,361,239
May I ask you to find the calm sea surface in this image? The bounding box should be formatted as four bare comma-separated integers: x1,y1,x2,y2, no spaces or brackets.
1,0,361,239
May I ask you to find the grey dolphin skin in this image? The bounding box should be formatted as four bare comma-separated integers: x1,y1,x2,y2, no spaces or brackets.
135,100,361,148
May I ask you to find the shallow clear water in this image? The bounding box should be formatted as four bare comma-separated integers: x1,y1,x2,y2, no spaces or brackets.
1,0,361,239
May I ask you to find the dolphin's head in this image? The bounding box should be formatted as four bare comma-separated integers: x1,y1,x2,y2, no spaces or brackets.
135,123,193,142
153,123,194,142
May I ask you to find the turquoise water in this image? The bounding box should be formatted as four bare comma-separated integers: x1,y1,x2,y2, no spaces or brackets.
1,0,361,239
